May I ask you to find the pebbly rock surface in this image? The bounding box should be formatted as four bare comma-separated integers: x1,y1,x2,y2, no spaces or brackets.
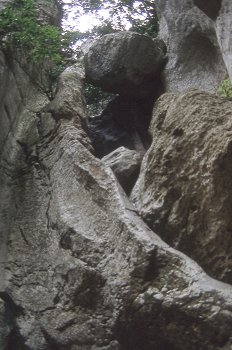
1,49,232,350
84,31,166,97
101,146,142,194
131,90,232,284
155,0,229,92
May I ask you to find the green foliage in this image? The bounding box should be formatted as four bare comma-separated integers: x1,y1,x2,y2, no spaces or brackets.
68,0,158,38
85,83,115,115
0,0,76,70
218,79,232,100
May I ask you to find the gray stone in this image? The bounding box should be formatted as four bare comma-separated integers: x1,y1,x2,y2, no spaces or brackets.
101,147,142,193
84,31,166,97
156,0,229,92
216,0,232,81
131,90,232,284
1,51,232,350
2,1,232,348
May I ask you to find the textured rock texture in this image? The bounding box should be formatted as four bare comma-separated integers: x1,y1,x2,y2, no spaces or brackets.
156,0,230,92
131,90,232,284
2,49,232,350
101,147,142,193
1,1,232,349
216,0,232,80
84,31,166,97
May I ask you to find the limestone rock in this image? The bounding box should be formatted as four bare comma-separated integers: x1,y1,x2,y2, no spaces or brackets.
84,31,166,97
131,90,232,283
2,49,232,349
101,147,142,193
216,0,232,81
156,0,228,92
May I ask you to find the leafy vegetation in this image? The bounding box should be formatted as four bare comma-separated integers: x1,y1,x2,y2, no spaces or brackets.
0,0,158,101
0,0,79,97
218,78,232,100
85,83,115,115
0,0,64,63
66,0,158,39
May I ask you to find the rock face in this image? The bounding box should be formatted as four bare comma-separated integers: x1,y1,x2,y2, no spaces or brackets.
84,31,166,97
1,0,232,349
156,0,230,92
2,57,232,349
2,41,232,350
131,90,232,283
101,147,142,194
216,0,232,80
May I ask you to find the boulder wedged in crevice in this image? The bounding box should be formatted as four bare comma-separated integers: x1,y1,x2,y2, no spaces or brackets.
131,89,232,284
101,147,142,195
84,31,166,98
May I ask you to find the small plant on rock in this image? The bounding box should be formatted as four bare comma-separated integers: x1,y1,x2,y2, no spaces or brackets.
218,78,232,100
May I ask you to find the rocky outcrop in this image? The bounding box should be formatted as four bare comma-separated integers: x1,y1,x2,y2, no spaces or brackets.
2,44,232,350
156,0,230,92
131,90,232,284
84,31,166,97
216,0,232,80
1,1,232,349
101,147,142,194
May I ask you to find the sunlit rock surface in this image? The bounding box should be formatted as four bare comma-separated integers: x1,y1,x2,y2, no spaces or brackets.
156,0,231,92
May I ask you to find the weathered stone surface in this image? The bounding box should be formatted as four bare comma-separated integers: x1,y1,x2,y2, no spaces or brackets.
156,0,228,92
2,51,232,350
84,31,166,97
46,63,87,122
101,147,142,193
216,0,232,81
131,90,232,284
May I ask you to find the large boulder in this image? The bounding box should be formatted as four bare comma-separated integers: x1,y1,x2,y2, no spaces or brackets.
156,0,229,92
131,90,232,284
84,31,166,97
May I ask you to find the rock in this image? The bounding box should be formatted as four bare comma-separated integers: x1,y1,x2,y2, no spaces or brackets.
88,95,152,158
84,31,166,97
131,90,232,284
2,50,232,350
2,1,232,349
0,299,12,350
193,0,222,20
101,147,142,194
156,0,228,92
216,0,232,81
46,63,87,121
